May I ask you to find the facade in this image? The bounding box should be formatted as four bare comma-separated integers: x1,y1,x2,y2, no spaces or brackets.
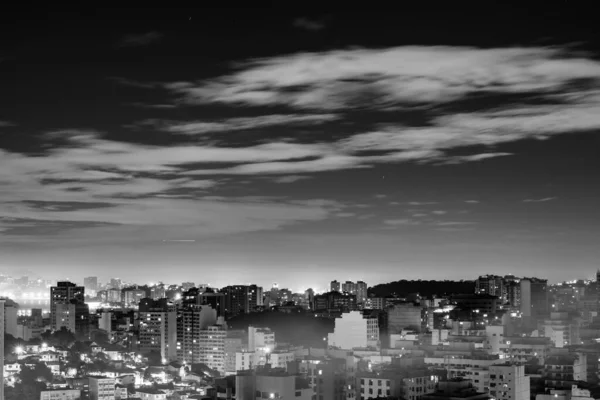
40,389,82,400
248,326,276,352
123,289,146,307
331,280,341,292
540,312,581,348
225,336,244,375
425,355,501,393
221,285,263,315
365,297,387,310
138,298,177,362
298,357,349,400
475,275,505,300
543,354,587,390
198,325,226,372
197,292,226,316
89,376,116,400
489,364,530,400
3,298,18,337
357,367,438,400
388,303,422,334
1,299,4,400
84,276,98,293
53,301,90,338
176,304,217,363
236,369,313,400
314,291,357,312
50,281,85,331
328,311,373,350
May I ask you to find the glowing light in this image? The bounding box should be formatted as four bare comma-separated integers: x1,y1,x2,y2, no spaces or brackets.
15,346,24,355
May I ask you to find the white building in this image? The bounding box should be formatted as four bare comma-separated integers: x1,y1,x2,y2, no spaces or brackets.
40,389,82,400
89,376,115,400
248,326,275,352
489,363,530,400
328,311,372,350
425,355,500,393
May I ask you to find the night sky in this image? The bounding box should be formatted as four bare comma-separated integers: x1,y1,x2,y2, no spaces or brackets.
1,6,600,290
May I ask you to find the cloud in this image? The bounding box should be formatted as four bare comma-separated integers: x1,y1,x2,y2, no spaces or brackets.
272,175,311,184
293,18,326,32
523,197,557,203
374,194,387,199
383,219,422,226
0,120,16,127
118,32,163,47
166,46,600,111
137,113,339,135
439,152,513,164
408,202,438,206
464,200,480,204
431,210,447,215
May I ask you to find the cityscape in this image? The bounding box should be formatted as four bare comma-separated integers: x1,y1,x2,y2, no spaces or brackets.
3,5,600,400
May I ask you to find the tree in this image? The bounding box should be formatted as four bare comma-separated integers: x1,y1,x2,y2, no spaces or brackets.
145,350,162,366
41,327,76,347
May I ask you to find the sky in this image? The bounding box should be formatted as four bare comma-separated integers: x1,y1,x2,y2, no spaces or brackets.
1,6,600,290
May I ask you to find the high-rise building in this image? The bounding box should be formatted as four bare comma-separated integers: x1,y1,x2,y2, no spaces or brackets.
197,292,226,316
1,298,4,400
248,326,275,352
342,280,357,295
50,281,85,331
176,304,217,364
3,299,18,337
356,281,368,304
475,275,505,300
83,276,98,293
199,325,226,373
150,285,166,300
138,298,177,362
221,285,263,315
331,280,341,292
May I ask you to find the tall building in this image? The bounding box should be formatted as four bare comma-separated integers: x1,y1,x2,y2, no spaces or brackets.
475,275,505,300
150,285,166,300
236,368,313,400
331,280,341,292
138,298,177,362
109,278,122,290
1,298,4,400
313,291,357,312
356,281,368,304
182,282,195,291
199,325,226,373
342,280,357,295
248,326,275,352
83,276,98,293
197,292,226,316
176,304,217,364
221,285,263,315
3,299,18,337
489,363,530,400
50,281,85,331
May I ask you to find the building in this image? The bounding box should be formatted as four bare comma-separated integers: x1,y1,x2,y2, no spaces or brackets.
197,292,226,316
475,275,505,300
357,366,438,400
224,331,246,375
138,298,177,362
331,280,341,292
150,285,166,300
313,291,357,312
489,363,530,400
425,354,501,393
89,376,115,400
50,281,85,331
84,277,98,294
365,297,387,310
182,282,195,291
540,312,581,348
221,285,263,315
328,311,377,350
136,388,167,400
543,354,587,390
53,300,90,338
3,298,18,337
356,281,368,305
106,289,122,304
109,278,122,290
1,299,4,400
387,303,422,334
123,288,146,307
236,368,313,400
421,379,492,400
176,304,217,363
521,278,548,319
40,389,82,400
248,326,276,352
297,357,349,400
199,325,226,372
452,294,500,314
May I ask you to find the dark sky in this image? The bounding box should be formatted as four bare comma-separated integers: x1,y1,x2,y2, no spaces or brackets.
1,6,600,290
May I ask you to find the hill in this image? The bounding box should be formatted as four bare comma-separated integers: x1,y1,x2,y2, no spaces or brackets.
369,279,475,298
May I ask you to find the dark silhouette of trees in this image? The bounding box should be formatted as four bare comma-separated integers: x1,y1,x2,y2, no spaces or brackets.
368,280,475,298
40,327,76,347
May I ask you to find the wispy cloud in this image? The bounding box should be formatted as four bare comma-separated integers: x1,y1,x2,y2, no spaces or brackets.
408,201,438,206
134,114,339,135
0,120,16,127
293,17,326,32
464,200,480,204
272,175,311,184
523,197,557,203
384,218,422,226
118,31,163,47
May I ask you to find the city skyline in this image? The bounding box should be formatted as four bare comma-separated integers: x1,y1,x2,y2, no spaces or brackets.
2,7,600,287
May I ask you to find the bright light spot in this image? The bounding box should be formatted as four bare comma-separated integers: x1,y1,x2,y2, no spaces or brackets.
42,343,47,348
15,346,23,355
270,394,275,399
